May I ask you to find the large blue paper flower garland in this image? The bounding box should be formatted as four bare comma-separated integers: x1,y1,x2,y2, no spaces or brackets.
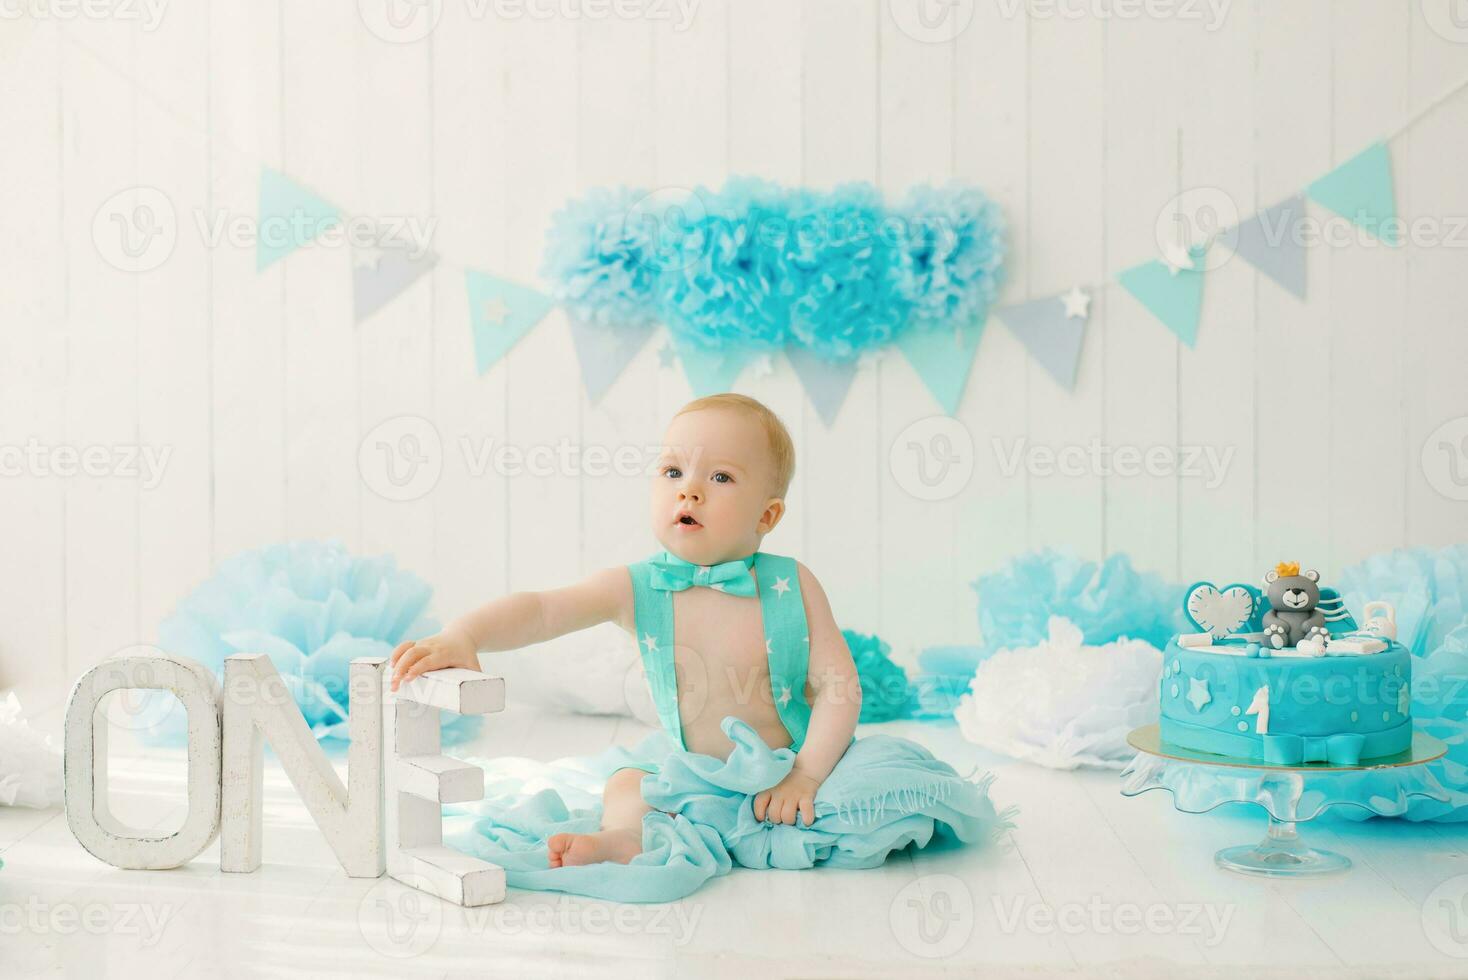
543,178,1006,360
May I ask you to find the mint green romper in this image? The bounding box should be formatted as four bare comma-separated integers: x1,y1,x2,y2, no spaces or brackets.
623,550,814,770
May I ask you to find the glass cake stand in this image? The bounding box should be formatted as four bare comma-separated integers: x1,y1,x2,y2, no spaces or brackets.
1121,724,1449,878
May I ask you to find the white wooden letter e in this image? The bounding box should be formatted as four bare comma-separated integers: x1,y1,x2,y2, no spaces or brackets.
385,668,508,907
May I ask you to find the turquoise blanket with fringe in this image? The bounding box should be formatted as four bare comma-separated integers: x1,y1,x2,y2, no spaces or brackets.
442,716,1011,904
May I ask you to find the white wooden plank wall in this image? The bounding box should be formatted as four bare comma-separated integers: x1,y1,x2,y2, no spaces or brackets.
3,2,1467,702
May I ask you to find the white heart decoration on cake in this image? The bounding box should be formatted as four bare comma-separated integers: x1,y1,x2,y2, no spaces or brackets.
1186,583,1256,638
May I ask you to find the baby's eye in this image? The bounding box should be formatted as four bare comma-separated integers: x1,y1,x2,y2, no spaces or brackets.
663,466,682,479
711,471,733,484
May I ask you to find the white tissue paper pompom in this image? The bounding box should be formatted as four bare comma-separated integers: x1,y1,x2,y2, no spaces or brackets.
488,623,661,729
954,616,1162,769
0,692,63,808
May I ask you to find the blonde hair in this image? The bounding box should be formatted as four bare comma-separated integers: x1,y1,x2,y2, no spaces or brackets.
674,393,796,499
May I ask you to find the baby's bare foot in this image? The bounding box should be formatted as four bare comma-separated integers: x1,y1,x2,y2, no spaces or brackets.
546,828,642,868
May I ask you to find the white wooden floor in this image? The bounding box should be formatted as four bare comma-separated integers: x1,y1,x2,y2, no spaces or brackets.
6,694,1468,979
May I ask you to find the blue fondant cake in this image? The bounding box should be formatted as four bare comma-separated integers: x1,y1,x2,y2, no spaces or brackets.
1159,564,1411,765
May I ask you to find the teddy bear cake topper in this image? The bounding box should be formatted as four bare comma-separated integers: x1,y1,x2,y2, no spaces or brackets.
1180,561,1397,658
1260,561,1332,651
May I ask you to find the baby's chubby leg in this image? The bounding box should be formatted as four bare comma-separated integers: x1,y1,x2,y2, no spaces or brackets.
546,767,652,868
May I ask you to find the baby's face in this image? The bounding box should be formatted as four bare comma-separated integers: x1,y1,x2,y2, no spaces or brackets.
651,408,783,565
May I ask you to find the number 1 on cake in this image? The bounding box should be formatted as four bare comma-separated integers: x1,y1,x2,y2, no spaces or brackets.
1245,686,1270,734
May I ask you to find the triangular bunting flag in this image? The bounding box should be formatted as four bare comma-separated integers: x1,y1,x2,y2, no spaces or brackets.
567,317,657,404
257,168,342,271
785,345,860,427
994,295,1086,389
464,270,556,375
1223,195,1308,299
353,237,438,322
1306,140,1398,245
672,335,752,397
1116,260,1206,347
895,317,988,414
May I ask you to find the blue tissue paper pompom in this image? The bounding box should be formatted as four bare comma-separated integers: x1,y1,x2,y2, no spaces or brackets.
843,629,914,723
154,540,480,747
974,549,1184,652
1325,545,1468,822
1292,622,1468,825
843,629,960,723
543,178,1009,361
656,178,794,352
896,184,1007,330
911,645,991,719
786,183,914,360
1339,545,1468,655
542,186,664,328
920,550,1184,680
1391,624,1468,820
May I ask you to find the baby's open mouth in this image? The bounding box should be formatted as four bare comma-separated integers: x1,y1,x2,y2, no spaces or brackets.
676,512,702,528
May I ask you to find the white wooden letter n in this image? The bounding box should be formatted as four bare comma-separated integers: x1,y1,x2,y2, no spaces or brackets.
220,654,386,878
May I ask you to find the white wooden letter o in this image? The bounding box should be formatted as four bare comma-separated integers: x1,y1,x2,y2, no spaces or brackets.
64,654,223,870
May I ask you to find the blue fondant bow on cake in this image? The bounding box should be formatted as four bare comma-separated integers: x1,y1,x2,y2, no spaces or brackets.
1260,732,1366,766
647,551,758,597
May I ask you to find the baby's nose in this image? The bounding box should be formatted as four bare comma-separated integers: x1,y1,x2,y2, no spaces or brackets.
679,487,702,503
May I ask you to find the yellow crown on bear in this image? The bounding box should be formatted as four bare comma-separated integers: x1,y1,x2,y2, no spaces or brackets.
1275,560,1301,578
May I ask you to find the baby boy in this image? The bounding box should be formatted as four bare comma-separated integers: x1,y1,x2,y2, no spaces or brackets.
388,393,861,868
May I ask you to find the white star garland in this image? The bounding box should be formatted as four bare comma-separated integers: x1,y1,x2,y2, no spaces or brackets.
1062,286,1091,320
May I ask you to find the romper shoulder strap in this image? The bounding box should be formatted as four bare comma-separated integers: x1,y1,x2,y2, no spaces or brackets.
626,559,685,750
753,551,813,752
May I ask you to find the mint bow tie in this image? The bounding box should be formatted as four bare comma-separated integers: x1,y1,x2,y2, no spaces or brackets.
647,551,757,597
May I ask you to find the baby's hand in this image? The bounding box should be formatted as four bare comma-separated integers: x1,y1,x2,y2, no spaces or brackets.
752,769,821,828
390,626,479,690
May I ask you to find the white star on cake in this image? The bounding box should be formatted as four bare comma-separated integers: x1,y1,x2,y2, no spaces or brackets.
1186,676,1212,712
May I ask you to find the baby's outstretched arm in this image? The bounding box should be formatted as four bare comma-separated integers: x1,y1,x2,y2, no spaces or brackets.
389,567,632,690
752,562,861,826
